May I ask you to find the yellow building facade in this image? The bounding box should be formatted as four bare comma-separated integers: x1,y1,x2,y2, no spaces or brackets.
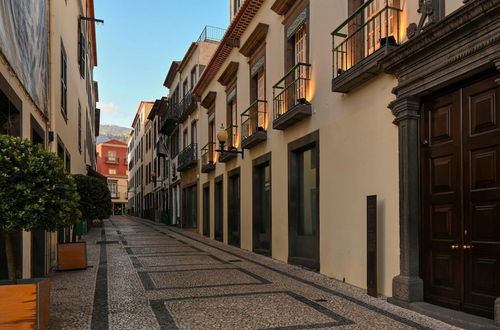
0,0,100,279
153,0,500,322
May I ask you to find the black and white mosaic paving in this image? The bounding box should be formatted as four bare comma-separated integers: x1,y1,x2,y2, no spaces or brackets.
50,216,461,329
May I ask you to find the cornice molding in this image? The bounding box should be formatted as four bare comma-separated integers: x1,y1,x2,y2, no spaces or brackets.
217,61,239,86
383,0,500,76
201,91,217,109
382,0,500,99
271,0,296,15
239,23,269,57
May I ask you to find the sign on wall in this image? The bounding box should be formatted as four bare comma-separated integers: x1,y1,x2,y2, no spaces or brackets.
0,0,48,113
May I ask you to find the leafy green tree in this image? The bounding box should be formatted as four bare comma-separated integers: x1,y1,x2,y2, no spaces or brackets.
0,135,80,283
73,174,112,223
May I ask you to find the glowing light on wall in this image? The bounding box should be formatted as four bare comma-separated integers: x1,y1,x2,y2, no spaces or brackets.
307,72,315,102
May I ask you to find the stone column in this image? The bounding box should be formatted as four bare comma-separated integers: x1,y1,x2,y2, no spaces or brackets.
388,96,424,303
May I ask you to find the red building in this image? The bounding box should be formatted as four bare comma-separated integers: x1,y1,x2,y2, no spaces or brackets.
96,139,128,214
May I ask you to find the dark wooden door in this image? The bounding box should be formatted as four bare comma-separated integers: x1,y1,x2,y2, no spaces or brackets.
228,173,240,247
182,185,197,228
215,180,223,242
462,77,500,318
289,142,319,270
31,230,46,278
422,74,500,318
203,186,210,237
253,162,272,255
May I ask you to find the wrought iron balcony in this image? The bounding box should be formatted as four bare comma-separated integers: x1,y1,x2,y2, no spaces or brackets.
178,92,199,123
159,100,179,135
241,100,267,149
331,0,402,93
218,125,239,163
201,142,216,173
105,157,119,164
272,63,312,130
177,143,198,172
197,26,226,43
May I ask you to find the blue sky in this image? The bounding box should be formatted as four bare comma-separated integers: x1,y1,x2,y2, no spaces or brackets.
94,0,228,128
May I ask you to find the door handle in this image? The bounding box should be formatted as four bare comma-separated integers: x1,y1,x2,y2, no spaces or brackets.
463,245,474,249
451,244,460,250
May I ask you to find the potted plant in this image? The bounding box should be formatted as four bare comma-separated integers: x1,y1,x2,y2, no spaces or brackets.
0,135,80,329
57,175,112,270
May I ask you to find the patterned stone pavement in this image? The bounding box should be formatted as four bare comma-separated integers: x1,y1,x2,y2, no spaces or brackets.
50,216,461,329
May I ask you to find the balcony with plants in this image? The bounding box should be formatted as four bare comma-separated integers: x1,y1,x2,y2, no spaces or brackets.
177,143,198,172
272,63,311,130
241,100,267,149
201,142,216,173
331,0,402,93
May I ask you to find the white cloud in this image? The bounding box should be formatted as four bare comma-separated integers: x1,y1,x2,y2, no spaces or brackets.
97,102,118,112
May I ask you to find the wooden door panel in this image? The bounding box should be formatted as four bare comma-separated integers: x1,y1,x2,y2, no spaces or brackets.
422,90,463,307
468,87,499,136
430,104,454,145
430,155,456,195
470,146,499,190
462,74,500,318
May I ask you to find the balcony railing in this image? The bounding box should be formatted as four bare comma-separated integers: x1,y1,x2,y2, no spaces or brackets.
111,192,120,199
332,0,402,79
241,100,267,149
197,26,226,43
178,92,198,122
201,142,216,173
218,125,239,163
272,63,312,130
105,157,119,164
177,143,198,172
159,100,179,135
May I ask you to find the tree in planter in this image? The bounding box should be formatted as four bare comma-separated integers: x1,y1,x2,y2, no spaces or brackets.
0,135,80,284
73,174,112,227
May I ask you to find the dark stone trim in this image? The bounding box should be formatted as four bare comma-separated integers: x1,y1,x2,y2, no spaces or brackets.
200,91,217,110
130,254,226,269
151,291,353,328
218,62,239,86
138,267,270,290
133,219,431,330
90,229,109,330
218,151,237,162
150,300,178,330
331,46,397,93
272,103,311,130
241,130,267,149
382,0,500,317
201,163,216,173
387,97,423,304
239,23,269,58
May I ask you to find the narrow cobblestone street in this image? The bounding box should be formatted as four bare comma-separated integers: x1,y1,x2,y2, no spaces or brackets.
49,216,459,329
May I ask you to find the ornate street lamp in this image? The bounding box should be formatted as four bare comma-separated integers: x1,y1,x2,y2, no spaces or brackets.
215,123,244,159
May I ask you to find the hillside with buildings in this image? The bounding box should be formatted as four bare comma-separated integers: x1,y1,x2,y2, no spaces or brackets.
97,124,132,144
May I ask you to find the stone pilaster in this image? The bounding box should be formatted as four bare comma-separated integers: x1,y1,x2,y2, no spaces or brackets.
495,297,500,327
388,97,424,303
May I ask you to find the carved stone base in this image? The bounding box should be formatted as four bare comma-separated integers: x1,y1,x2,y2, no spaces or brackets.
495,297,500,327
392,275,423,303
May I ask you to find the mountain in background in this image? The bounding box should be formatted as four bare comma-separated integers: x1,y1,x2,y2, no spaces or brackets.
97,124,132,144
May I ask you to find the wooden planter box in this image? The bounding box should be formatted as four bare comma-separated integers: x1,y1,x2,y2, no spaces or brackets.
58,242,87,270
0,278,50,329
